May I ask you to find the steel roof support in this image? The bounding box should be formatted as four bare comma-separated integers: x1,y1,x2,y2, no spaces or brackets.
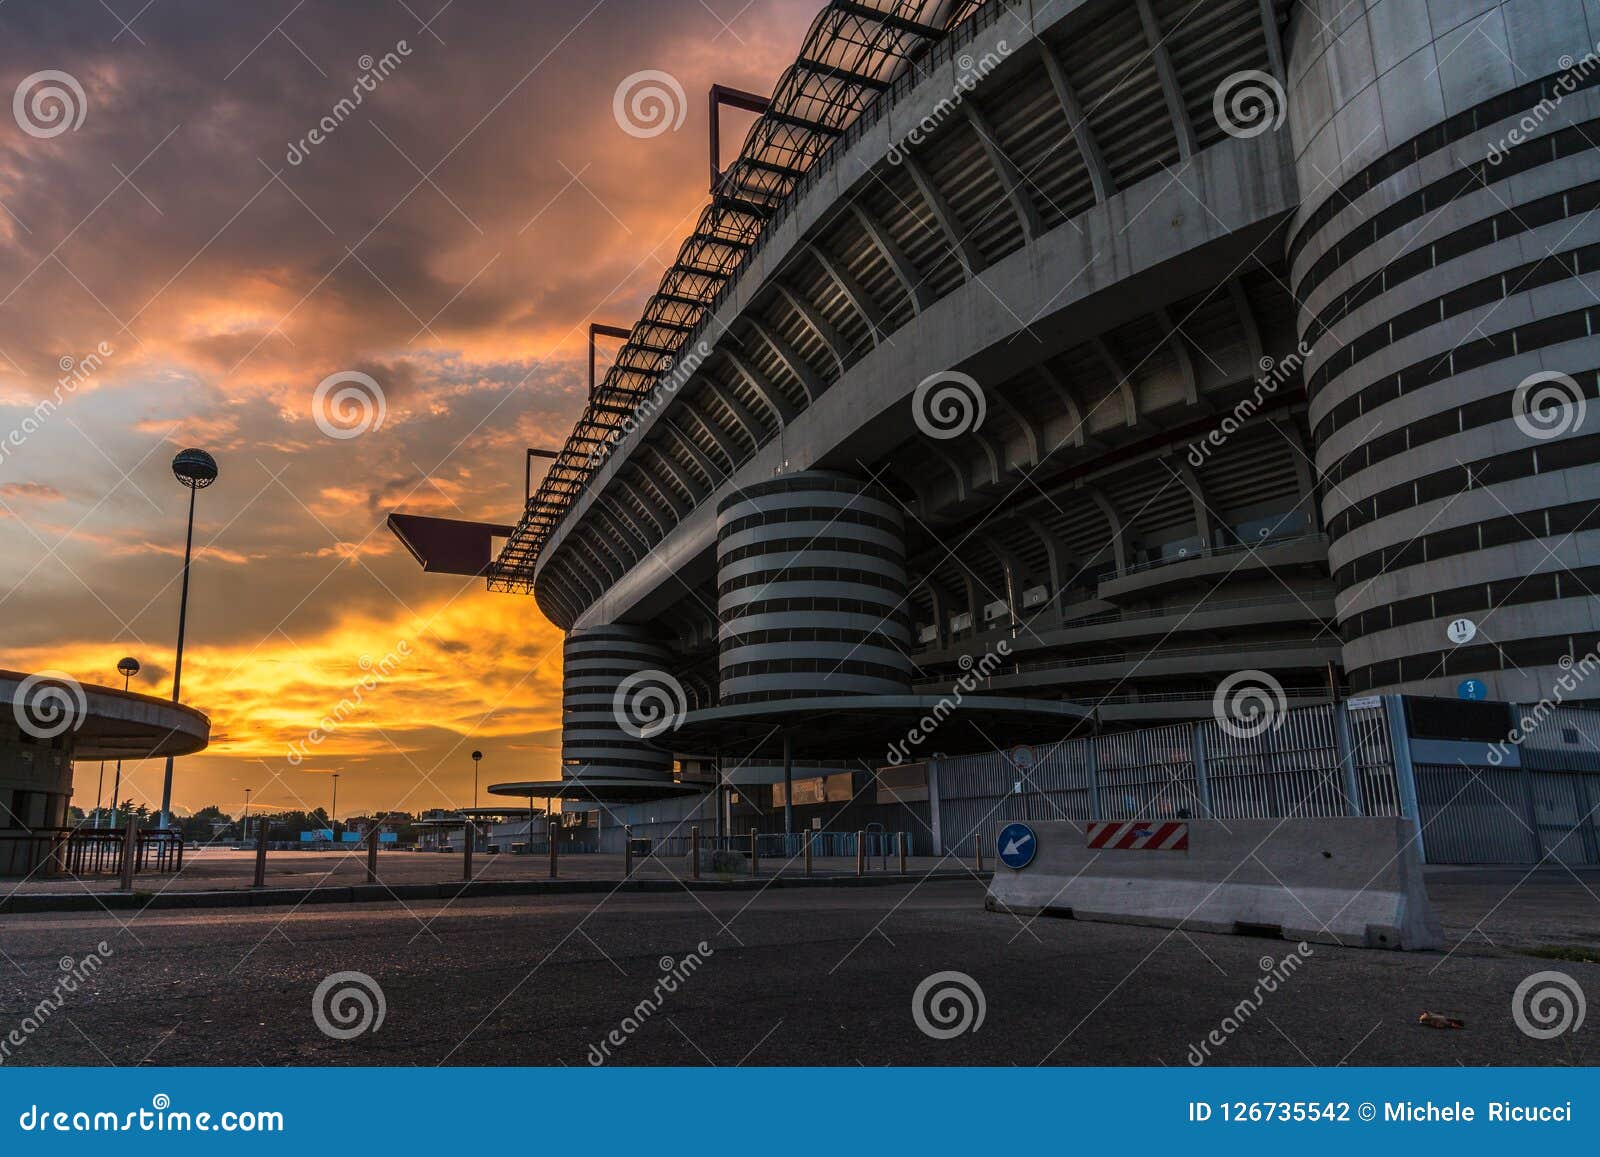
903,153,984,273
722,348,799,427
1035,38,1114,203
745,318,825,403
848,202,934,313
963,100,1043,239
1136,0,1197,160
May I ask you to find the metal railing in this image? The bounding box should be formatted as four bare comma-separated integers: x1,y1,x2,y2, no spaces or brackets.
0,827,184,878
1117,533,1328,578
913,592,1338,656
634,829,912,863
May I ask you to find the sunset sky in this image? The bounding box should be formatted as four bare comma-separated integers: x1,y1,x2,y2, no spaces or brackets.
0,0,818,820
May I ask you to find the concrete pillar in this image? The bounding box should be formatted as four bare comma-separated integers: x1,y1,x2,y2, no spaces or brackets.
119,815,139,891
252,819,266,888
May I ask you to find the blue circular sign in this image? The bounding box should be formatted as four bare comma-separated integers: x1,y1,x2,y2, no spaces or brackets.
996,822,1037,870
1457,678,1488,701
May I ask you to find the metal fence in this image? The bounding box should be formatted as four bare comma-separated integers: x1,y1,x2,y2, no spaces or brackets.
934,702,1405,858
579,698,1600,868
0,827,184,877
933,697,1600,866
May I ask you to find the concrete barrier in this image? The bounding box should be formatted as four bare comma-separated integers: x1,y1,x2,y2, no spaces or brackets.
985,817,1443,951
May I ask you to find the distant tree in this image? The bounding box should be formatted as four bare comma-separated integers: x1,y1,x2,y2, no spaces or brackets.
178,805,231,843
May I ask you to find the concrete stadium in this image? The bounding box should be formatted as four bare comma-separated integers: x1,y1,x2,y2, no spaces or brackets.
392,0,1600,863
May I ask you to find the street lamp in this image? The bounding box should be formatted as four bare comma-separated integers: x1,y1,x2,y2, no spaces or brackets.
469,750,482,853
108,657,140,829
330,773,340,839
242,787,252,845
160,448,217,829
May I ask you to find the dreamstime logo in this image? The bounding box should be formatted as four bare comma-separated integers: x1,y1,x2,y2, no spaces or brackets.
1487,45,1600,165
11,671,87,740
1187,340,1311,466
884,41,1012,165
311,971,386,1040
312,371,386,439
0,942,113,1065
912,370,986,440
1488,647,1600,766
1511,970,1586,1040
582,339,711,472
1512,370,1586,441
0,341,114,468
586,943,714,1064
886,640,1011,765
612,669,687,739
1212,669,1287,740
286,640,411,765
13,70,87,139
285,40,411,165
912,970,985,1039
613,70,687,138
1213,70,1285,139
1187,945,1313,1064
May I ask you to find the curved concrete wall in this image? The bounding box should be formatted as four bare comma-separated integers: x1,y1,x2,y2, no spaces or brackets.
1288,0,1600,699
562,626,675,782
716,471,913,705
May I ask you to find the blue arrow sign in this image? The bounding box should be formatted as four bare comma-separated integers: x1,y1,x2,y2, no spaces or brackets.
996,821,1037,870
1457,679,1488,701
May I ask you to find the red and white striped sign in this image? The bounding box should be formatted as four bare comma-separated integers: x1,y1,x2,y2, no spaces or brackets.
1085,821,1189,851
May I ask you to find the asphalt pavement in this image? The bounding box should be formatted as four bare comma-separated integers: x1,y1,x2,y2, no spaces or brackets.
1,875,1596,1066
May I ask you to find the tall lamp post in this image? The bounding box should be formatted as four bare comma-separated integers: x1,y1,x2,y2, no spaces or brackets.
330,773,340,839
242,787,252,845
109,657,140,829
469,750,482,854
160,448,218,829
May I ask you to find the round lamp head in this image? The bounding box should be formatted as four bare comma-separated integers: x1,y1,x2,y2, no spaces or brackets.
471,750,482,762
116,656,140,678
172,448,218,489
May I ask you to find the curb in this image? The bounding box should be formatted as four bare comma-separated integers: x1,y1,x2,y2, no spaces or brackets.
0,870,988,915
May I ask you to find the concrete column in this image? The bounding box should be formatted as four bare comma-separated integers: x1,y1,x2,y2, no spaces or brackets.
119,815,139,891
1191,723,1213,819
252,820,266,888
1332,703,1362,817
1383,696,1426,864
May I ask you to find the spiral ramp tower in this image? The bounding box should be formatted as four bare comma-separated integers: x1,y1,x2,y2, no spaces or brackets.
1287,0,1600,703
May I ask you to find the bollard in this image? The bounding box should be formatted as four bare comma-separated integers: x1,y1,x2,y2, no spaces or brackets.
548,820,559,879
898,831,907,876
975,830,984,872
463,820,473,882
366,829,380,884
253,821,267,888
749,827,759,878
855,830,865,877
804,829,813,877
119,816,139,891
691,825,700,880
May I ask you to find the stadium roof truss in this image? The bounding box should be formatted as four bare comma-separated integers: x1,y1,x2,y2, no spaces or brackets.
487,0,988,594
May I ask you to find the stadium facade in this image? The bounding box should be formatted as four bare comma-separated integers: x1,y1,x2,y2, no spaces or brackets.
394,0,1600,830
